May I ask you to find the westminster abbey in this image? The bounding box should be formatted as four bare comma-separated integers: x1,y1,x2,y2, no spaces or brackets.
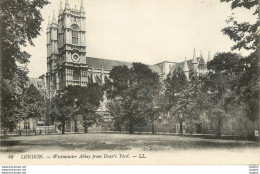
20,0,256,137
45,0,209,99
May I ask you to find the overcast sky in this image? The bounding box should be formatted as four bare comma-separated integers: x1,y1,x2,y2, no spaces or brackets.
24,0,256,78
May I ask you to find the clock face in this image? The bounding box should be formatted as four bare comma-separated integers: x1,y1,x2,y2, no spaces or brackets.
72,53,80,62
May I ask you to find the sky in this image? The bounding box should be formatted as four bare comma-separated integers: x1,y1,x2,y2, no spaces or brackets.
24,0,257,78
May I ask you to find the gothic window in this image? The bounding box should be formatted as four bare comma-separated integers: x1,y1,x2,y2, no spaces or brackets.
71,25,79,45
73,69,80,80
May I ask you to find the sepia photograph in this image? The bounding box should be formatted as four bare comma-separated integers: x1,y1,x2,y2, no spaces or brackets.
0,0,259,166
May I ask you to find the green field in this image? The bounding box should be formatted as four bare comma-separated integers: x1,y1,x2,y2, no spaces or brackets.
0,133,259,153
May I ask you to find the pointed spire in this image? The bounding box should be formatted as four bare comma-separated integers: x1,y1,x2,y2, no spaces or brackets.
192,48,197,64
59,1,63,13
81,0,84,8
52,10,56,24
207,51,211,62
198,50,204,64
65,0,69,9
80,0,85,13
183,57,189,72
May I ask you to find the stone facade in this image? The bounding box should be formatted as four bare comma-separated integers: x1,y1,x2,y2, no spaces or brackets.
40,0,258,137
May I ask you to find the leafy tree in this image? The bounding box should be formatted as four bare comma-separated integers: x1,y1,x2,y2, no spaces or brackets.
75,84,104,133
107,65,130,99
0,0,49,130
165,67,188,104
207,52,240,74
233,51,259,135
107,63,160,134
107,99,124,132
51,84,104,134
2,80,46,132
50,93,74,134
221,0,259,51
1,78,25,131
165,67,188,134
22,84,45,119
165,67,202,135
221,0,259,135
204,52,241,137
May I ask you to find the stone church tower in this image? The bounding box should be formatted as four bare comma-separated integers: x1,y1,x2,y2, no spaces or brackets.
46,0,88,97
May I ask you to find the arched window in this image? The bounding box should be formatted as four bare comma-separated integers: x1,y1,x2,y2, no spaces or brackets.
71,25,79,45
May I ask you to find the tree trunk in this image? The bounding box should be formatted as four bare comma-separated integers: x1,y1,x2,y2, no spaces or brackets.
61,115,66,134
180,121,183,135
61,123,65,134
84,126,88,133
151,121,155,135
190,122,193,134
129,124,134,134
74,118,78,133
216,116,222,138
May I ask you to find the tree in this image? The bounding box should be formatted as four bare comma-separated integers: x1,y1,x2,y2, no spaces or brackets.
0,0,49,130
232,51,259,137
165,67,202,135
165,67,188,135
107,63,160,134
107,99,124,132
221,0,259,51
50,93,73,134
22,84,45,119
221,0,259,137
204,52,241,137
207,52,240,74
75,84,104,133
50,84,104,134
2,79,46,132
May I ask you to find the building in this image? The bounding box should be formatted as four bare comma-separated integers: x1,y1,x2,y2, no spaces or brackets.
154,49,209,80
42,0,257,137
44,0,212,134
46,0,209,98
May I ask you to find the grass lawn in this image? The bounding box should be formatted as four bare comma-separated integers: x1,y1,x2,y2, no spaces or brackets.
0,133,259,153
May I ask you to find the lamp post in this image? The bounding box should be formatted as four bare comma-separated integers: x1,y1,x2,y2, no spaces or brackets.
179,112,183,135
73,98,78,133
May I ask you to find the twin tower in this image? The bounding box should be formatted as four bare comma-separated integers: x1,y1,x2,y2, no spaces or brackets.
46,0,89,98
46,0,211,98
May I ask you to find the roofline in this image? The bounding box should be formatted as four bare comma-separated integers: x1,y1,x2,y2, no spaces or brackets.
154,61,177,65
86,56,132,64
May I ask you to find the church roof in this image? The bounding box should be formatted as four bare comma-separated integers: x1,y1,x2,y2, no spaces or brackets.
176,59,193,71
86,57,161,74
176,57,206,71
147,65,161,74
86,57,132,70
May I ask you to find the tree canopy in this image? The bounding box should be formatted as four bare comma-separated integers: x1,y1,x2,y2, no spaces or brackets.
107,62,160,134
0,0,49,130
50,84,104,134
221,0,259,51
